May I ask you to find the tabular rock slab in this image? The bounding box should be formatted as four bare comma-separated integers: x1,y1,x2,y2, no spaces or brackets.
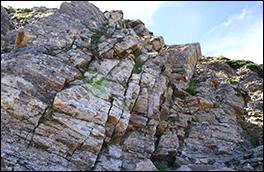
97,39,116,58
53,85,111,126
216,83,246,114
50,86,112,169
133,87,149,114
130,20,151,37
125,82,140,111
105,10,124,24
166,43,202,88
1,132,80,171
107,58,135,85
141,72,156,90
94,155,123,171
93,144,123,171
89,58,120,76
1,54,81,104
1,75,48,128
67,49,92,68
185,96,214,112
123,130,157,159
135,159,158,171
60,1,107,29
150,36,165,51
114,35,139,56
152,129,179,161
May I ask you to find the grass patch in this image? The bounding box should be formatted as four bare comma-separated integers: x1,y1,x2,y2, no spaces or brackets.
86,26,113,44
254,90,262,96
235,87,242,97
167,80,175,89
160,116,166,120
17,8,34,13
179,142,184,148
81,66,98,74
153,162,168,171
48,47,54,55
215,70,228,78
214,55,263,77
3,6,16,14
229,76,240,84
214,103,220,108
123,98,127,106
47,107,57,112
185,78,198,95
130,48,144,74
131,57,144,74
131,48,143,58
83,75,109,100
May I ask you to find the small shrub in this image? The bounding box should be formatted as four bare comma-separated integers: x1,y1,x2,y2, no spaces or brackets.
214,103,220,108
3,6,16,14
160,116,166,120
132,57,144,74
123,98,127,106
38,115,47,124
171,95,175,101
131,48,143,58
179,142,184,148
185,78,198,95
63,60,70,65
17,8,33,13
254,90,262,96
153,162,168,171
214,55,263,77
215,70,223,77
96,77,106,86
48,47,54,55
235,87,241,97
167,80,175,89
47,107,57,112
122,84,127,88
84,75,97,84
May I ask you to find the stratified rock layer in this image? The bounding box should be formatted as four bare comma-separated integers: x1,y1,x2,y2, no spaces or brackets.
1,1,263,171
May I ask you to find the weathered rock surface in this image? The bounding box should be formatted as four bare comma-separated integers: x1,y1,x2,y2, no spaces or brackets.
1,5,15,37
1,2,263,171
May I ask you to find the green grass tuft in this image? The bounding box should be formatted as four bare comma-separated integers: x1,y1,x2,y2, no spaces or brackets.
185,78,198,95
153,162,168,171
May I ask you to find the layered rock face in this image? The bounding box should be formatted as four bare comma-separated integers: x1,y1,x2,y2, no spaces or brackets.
1,2,263,171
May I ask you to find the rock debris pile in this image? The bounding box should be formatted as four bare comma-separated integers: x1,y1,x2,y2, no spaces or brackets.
1,1,263,171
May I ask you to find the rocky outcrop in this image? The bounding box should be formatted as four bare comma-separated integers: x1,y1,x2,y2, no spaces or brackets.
1,5,15,37
1,1,263,171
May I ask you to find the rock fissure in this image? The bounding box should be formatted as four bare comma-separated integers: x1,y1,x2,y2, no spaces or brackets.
1,2,263,171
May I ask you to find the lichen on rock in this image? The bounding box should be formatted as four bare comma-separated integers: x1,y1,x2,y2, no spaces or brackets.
1,2,263,172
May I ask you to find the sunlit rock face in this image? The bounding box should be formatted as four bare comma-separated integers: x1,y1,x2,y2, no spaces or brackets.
1,2,263,171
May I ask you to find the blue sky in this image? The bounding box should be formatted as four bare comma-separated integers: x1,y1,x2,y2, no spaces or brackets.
2,1,263,64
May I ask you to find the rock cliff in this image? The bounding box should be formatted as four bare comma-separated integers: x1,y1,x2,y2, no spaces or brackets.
1,2,263,171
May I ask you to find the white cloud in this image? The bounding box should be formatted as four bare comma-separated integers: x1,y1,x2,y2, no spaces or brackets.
202,4,263,64
158,1,184,7
90,1,161,27
223,18,232,27
237,8,247,20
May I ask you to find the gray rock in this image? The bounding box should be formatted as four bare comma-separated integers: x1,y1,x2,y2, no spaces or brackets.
1,5,15,37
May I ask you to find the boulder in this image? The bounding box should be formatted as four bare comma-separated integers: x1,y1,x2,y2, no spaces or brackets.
1,5,15,37
1,2,262,172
